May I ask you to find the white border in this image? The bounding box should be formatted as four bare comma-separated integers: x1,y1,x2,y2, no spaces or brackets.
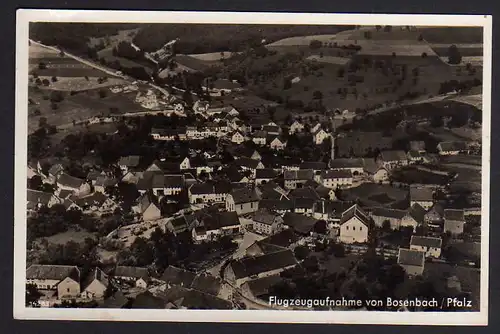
14,9,492,325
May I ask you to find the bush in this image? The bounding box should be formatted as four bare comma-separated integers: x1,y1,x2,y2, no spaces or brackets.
98,89,107,98
50,91,64,103
309,40,322,49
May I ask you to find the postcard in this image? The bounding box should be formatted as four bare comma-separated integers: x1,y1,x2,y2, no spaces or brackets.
14,9,491,325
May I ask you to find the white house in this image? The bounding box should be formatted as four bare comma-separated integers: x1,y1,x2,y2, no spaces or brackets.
114,266,150,289
339,204,371,244
313,129,330,145
410,236,442,258
26,265,81,299
226,187,260,216
377,150,408,170
269,137,287,151
289,121,304,134
437,141,468,156
372,167,389,183
231,131,245,144
397,248,425,276
81,268,109,300
410,186,434,210
56,173,91,197
188,182,231,204
251,209,284,235
320,170,353,189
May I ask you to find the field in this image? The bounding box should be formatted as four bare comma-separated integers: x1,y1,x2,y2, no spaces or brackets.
419,27,483,44
306,55,350,65
189,51,236,61
390,166,451,185
88,28,140,48
97,47,150,70
341,183,408,208
31,76,127,92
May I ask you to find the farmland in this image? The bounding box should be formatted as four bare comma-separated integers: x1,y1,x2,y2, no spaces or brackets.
340,183,408,208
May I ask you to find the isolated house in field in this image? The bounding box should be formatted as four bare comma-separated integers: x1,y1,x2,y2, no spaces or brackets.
114,266,150,289
27,189,60,211
225,250,298,287
410,186,434,210
81,268,109,300
320,170,353,189
255,168,278,185
284,169,314,190
133,192,161,221
397,248,425,276
118,155,141,174
56,173,91,197
370,207,407,230
251,208,284,235
26,264,81,299
437,141,468,156
226,187,260,216
377,150,408,170
339,204,371,244
444,209,466,236
410,236,442,258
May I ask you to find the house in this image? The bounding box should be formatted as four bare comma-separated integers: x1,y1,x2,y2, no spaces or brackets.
226,187,260,215
407,150,423,164
289,120,304,134
167,215,189,235
437,141,468,155
252,131,267,146
234,157,264,177
230,131,245,144
372,167,389,183
293,198,316,215
251,208,284,235
130,291,167,309
269,136,287,151
193,100,210,114
241,275,283,301
26,264,80,299
118,155,141,174
255,168,278,185
56,173,91,197
397,248,425,276
310,122,322,134
114,266,150,289
320,170,353,189
260,199,295,215
74,192,117,215
401,203,427,231
377,150,408,170
161,266,196,288
133,192,161,221
313,200,354,222
371,207,407,230
150,128,179,141
81,268,109,300
192,211,241,242
94,176,118,193
425,203,445,225
410,236,442,258
409,141,426,153
329,158,365,175
224,250,298,287
246,229,300,257
190,273,223,296
284,169,314,190
283,212,318,235
313,128,331,145
188,182,231,204
410,186,434,210
27,189,61,211
203,79,242,96
339,204,371,244
147,174,184,197
444,209,466,236
48,163,65,180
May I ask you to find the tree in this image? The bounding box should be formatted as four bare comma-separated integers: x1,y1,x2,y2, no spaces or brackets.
98,89,107,99
382,219,392,231
421,52,428,58
38,62,47,70
294,245,310,260
25,283,42,307
313,90,323,100
42,79,50,86
50,90,64,103
309,40,322,49
430,115,444,128
448,45,462,65
51,76,58,82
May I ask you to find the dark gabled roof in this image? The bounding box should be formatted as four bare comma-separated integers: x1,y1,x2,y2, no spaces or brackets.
223,165,246,183
438,141,468,152
201,211,240,231
294,198,316,210
321,169,353,179
177,289,233,309
245,275,283,298
229,187,260,204
130,291,166,309
410,236,442,249
95,176,118,188
27,189,54,205
86,170,102,181
230,250,298,279
260,199,294,211
82,267,109,291
300,162,327,170
212,79,241,90
74,192,109,207
407,150,422,159
118,155,141,167
26,264,80,282
410,186,434,202
252,208,279,226
48,163,65,176
410,141,426,151
138,192,159,213
283,212,318,234
444,209,465,222
58,189,73,200
190,274,222,296
161,266,196,287
289,187,320,200
99,290,129,309
234,157,261,169
164,175,185,188
259,228,299,248
329,158,364,169
255,168,278,179
150,127,181,136
398,248,425,267
114,266,149,280
189,183,214,195
408,203,427,224
253,130,267,139
371,207,407,220
339,204,371,227
426,203,445,216
313,200,354,218
283,169,314,181
379,150,408,162
57,173,85,189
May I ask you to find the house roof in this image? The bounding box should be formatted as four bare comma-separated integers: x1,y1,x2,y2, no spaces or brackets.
151,127,184,136
444,209,465,221
26,264,80,282
410,186,434,202
138,192,159,213
397,248,425,267
259,229,299,248
252,208,279,226
438,141,468,152
426,203,445,216
176,289,233,309
289,187,320,200
284,169,314,181
190,274,222,296
260,199,294,211
114,266,149,280
230,250,298,279
48,163,65,176
379,150,408,162
253,130,267,139
201,211,241,231
229,187,260,204
294,198,316,210
82,267,109,291
339,204,371,227
95,176,118,188
74,192,109,207
283,212,318,234
408,203,427,224
329,158,364,169
98,290,129,308
212,79,241,90
130,291,166,309
234,157,261,169
164,175,185,188
86,170,102,181
321,170,353,179
410,236,442,249
371,207,407,219
118,155,141,167
161,266,196,287
27,189,55,206
245,275,283,298
410,141,426,151
300,162,327,170
58,189,73,199
255,168,278,179
57,173,85,189
407,150,422,159
314,200,354,218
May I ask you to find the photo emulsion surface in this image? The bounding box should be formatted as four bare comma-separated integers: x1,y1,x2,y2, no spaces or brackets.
15,10,491,325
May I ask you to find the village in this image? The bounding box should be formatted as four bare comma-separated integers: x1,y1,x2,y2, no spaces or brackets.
25,24,483,312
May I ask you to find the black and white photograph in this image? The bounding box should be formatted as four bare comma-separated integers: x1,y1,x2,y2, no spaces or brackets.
14,10,491,325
